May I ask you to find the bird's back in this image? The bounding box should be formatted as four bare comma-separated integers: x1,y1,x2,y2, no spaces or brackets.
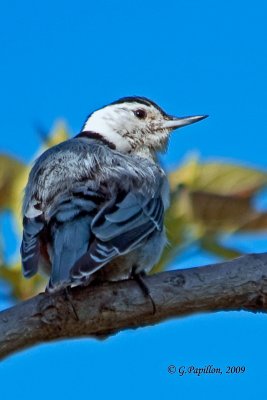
21,136,168,290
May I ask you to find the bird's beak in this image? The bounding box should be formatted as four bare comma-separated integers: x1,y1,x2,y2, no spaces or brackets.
161,115,208,130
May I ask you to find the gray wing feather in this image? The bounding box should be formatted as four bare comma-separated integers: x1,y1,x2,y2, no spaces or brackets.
20,216,44,278
70,190,164,279
47,187,102,287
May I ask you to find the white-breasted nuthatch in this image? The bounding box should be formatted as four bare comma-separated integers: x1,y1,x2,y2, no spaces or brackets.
21,96,207,292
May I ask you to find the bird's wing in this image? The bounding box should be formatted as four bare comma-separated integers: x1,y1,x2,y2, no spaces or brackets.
70,189,164,279
21,186,103,279
21,215,44,278
20,138,102,279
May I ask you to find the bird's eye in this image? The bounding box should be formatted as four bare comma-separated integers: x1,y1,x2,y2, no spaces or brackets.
134,109,147,119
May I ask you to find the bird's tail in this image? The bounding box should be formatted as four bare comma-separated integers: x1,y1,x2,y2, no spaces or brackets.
48,216,91,290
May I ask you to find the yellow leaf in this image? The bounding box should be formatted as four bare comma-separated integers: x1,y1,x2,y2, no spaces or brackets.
170,156,267,196
155,158,267,272
0,262,45,300
0,154,26,211
41,120,70,149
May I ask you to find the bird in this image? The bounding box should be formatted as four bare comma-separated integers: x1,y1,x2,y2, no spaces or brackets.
21,96,207,293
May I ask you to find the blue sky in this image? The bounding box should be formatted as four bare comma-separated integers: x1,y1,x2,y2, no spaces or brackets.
0,0,267,398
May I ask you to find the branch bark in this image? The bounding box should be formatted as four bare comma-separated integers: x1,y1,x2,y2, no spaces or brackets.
1,252,267,360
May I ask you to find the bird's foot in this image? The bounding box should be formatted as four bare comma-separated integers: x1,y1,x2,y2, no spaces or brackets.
63,286,79,321
45,280,79,321
131,268,156,315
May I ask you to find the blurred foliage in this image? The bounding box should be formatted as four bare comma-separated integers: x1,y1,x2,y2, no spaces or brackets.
1,122,267,300
0,121,69,300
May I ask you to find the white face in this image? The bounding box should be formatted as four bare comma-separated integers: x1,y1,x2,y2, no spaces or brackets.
82,98,206,155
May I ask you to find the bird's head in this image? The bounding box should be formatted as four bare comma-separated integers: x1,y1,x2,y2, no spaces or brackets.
82,97,207,157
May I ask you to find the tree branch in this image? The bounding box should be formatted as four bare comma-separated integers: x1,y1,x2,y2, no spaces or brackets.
1,252,267,360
